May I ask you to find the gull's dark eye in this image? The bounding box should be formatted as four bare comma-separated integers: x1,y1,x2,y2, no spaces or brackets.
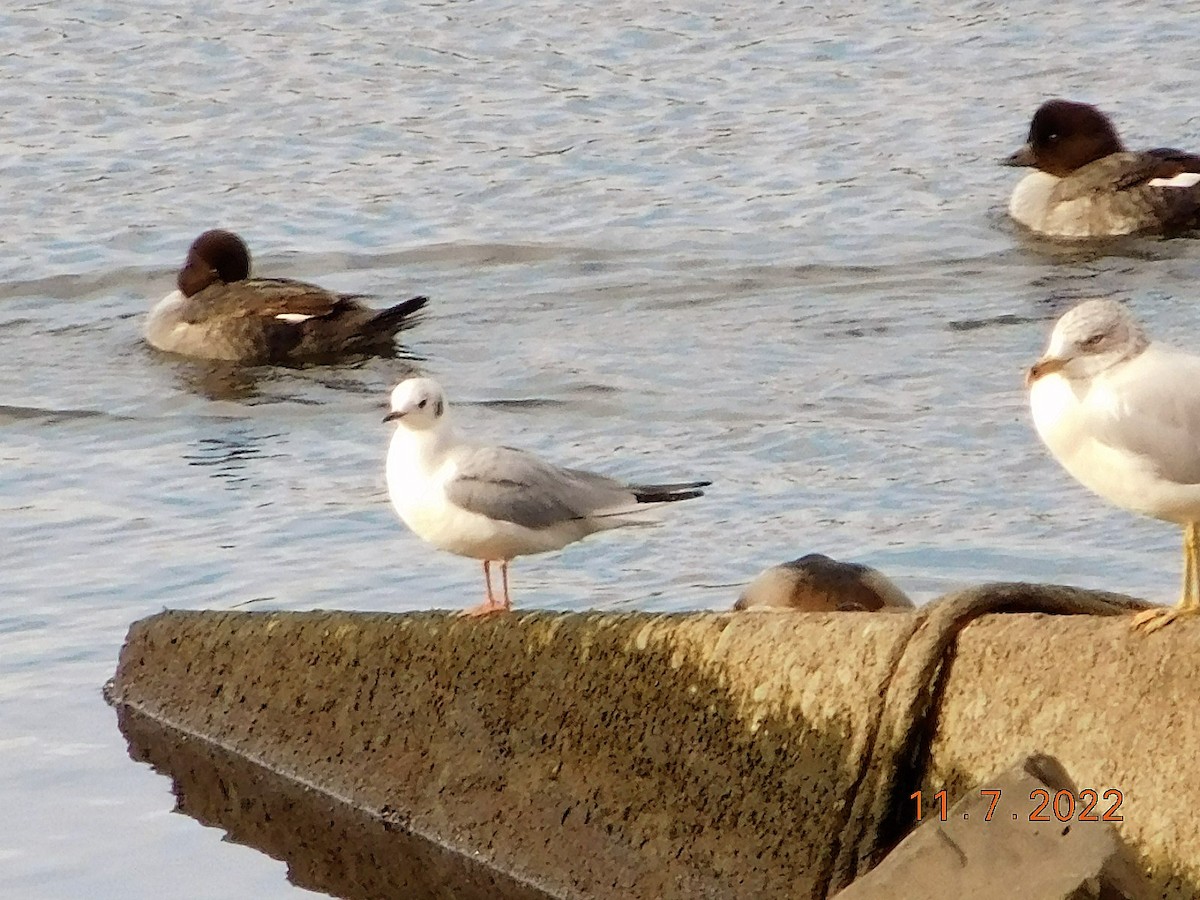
1082,333,1104,350
418,398,428,409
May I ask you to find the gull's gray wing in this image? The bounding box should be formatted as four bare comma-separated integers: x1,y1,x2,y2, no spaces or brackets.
1088,345,1200,485
443,445,632,531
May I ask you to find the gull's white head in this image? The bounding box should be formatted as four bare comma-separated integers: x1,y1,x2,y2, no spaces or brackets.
1027,298,1149,387
383,377,447,431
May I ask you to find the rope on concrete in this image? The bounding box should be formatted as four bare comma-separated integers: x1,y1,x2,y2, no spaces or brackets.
822,583,1151,896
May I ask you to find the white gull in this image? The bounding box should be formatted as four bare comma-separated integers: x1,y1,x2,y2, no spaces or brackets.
383,377,709,616
1028,297,1200,632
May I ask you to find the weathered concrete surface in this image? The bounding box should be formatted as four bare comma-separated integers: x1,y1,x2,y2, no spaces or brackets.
109,609,918,899
827,582,1151,889
923,613,1200,898
107,590,1200,899
834,753,1151,899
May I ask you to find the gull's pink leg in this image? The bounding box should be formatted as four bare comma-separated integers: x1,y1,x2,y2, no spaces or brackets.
460,559,508,618
501,560,512,610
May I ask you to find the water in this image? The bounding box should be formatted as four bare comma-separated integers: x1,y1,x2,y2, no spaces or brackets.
4,1,1199,896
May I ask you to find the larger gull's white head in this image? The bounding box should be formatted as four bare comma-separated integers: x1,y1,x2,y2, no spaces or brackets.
1027,298,1148,386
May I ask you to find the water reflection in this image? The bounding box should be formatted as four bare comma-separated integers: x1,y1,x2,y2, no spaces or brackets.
113,704,553,900
172,361,267,402
165,351,426,403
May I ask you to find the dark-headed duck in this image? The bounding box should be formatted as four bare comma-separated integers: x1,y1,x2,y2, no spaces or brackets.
145,229,428,363
1005,99,1200,238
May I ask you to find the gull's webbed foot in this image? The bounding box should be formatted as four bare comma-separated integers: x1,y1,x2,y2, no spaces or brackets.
459,599,509,618
1131,606,1198,633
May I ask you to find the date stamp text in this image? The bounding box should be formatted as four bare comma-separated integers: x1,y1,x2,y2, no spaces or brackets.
910,788,1124,822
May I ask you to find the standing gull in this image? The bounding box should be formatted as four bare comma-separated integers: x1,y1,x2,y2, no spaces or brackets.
383,377,709,616
1028,298,1200,632
145,229,428,363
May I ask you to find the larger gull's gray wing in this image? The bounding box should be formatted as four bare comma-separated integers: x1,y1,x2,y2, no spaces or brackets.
444,445,635,531
1088,345,1200,485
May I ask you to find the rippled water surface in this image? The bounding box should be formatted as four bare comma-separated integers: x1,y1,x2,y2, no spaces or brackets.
5,1,1200,896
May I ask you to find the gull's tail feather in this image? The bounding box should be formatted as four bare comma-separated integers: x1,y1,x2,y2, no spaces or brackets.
581,480,709,522
631,480,711,504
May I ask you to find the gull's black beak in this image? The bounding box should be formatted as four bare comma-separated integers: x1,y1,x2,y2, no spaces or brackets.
1004,143,1035,167
383,410,404,423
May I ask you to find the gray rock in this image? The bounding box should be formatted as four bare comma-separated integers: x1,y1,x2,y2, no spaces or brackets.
833,753,1152,900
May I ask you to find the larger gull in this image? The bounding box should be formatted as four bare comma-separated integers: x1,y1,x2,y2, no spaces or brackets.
383,377,709,616
1028,297,1200,632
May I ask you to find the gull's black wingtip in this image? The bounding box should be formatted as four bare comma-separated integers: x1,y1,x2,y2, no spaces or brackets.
632,480,711,504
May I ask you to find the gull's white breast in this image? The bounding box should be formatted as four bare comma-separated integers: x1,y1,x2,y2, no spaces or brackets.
385,434,578,561
1031,367,1200,523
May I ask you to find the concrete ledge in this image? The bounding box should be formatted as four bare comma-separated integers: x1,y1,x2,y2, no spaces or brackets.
109,610,916,898
924,613,1200,896
107,591,1200,898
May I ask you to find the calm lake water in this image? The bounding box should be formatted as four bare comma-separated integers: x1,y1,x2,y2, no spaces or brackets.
4,1,1200,896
